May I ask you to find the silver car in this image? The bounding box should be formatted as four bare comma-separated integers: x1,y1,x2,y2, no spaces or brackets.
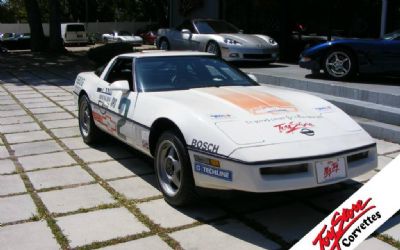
157,19,279,62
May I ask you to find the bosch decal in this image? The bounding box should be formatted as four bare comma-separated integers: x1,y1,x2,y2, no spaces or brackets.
191,139,219,154
312,198,380,250
194,162,232,181
97,87,112,95
274,121,314,134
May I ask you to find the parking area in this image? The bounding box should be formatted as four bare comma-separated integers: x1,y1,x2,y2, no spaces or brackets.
0,52,400,250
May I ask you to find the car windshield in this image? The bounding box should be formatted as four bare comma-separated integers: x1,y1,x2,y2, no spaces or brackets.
119,31,131,36
383,30,400,40
135,56,257,92
194,20,240,34
67,25,85,32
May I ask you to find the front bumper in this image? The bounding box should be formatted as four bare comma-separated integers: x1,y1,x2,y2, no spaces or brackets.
189,144,377,192
221,46,279,62
299,57,320,70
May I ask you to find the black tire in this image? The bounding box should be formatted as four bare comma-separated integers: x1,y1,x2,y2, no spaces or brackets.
154,130,196,206
78,95,101,144
206,41,221,57
159,38,170,50
323,48,356,80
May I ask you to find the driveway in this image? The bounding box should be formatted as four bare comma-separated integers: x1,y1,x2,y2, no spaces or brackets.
0,52,399,249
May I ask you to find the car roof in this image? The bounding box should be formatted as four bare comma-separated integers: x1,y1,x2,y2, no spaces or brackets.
118,50,214,58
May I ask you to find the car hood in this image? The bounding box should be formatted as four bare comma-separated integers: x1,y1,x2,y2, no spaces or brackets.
152,86,364,146
220,33,272,46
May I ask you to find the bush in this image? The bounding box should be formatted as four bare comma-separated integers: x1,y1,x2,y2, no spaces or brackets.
87,43,133,66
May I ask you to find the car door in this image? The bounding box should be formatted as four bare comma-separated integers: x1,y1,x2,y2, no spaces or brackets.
96,57,138,146
383,37,400,73
171,20,197,50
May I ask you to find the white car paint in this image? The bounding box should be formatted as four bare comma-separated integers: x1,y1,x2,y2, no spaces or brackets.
74,51,377,193
102,31,143,45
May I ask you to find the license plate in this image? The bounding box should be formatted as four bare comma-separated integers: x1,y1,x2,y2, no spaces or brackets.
315,158,347,184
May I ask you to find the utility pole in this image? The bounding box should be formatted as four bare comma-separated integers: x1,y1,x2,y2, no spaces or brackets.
380,0,387,37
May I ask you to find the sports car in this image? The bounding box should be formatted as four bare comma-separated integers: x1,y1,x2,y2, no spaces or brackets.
156,19,279,62
102,31,143,45
74,51,377,206
299,30,400,80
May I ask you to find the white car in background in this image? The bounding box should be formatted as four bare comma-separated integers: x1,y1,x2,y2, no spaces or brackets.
102,31,143,45
73,51,377,206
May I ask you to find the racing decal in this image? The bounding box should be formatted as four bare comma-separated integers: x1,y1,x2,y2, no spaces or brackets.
200,88,297,115
110,97,118,109
97,87,112,95
209,114,233,120
315,106,334,114
191,139,219,154
291,155,400,250
194,162,232,181
245,114,323,125
73,75,85,93
116,97,131,140
92,111,117,133
274,121,314,134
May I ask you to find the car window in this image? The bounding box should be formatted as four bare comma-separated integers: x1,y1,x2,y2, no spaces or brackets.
194,20,240,34
105,58,134,90
135,56,257,92
66,25,85,32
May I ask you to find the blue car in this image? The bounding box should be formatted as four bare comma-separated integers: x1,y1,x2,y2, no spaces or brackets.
299,30,400,80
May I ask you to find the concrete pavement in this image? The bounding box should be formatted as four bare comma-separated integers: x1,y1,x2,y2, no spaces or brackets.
0,53,399,249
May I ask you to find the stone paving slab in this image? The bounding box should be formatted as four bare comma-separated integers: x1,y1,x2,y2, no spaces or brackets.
56,207,150,248
0,221,60,250
0,159,15,174
44,92,70,97
377,156,394,170
19,151,77,171
43,119,77,129
377,215,400,242
0,174,26,195
74,148,125,163
34,112,74,121
0,104,21,111
356,237,398,250
0,194,37,223
23,102,57,109
56,100,75,106
29,107,64,114
14,93,43,99
246,203,325,242
27,166,94,190
138,199,226,228
0,109,27,117
108,176,160,200
169,219,281,250
64,105,78,112
387,152,399,159
0,122,41,134
50,127,80,138
60,137,89,150
99,236,171,250
352,170,378,183
0,146,8,158
89,159,154,180
51,95,75,101
18,97,49,104
376,139,400,155
5,131,51,144
39,184,115,214
11,140,62,156
0,99,15,105
0,115,34,125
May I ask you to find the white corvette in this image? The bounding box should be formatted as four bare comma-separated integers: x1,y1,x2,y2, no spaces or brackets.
73,51,377,206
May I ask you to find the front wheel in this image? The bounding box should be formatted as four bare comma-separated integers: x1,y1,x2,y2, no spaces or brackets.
155,131,196,206
323,49,356,80
159,39,170,50
79,95,101,144
206,41,221,57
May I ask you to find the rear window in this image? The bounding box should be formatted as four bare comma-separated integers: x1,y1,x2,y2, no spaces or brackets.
67,25,85,32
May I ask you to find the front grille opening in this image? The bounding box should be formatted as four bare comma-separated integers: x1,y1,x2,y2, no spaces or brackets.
347,151,369,164
260,163,308,176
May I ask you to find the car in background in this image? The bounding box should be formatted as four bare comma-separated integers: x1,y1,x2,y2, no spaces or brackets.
299,30,400,80
0,33,31,50
102,31,143,45
139,30,157,45
74,51,377,206
61,23,88,46
157,19,279,62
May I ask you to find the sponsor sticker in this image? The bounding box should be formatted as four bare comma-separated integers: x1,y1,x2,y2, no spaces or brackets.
191,139,219,154
194,162,232,181
274,121,314,134
315,106,334,113
315,158,347,184
209,114,233,120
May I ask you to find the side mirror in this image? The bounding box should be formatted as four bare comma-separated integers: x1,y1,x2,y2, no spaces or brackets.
110,80,130,93
247,73,258,82
181,29,191,34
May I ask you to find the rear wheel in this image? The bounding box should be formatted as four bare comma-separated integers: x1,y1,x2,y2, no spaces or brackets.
323,49,356,80
159,38,170,50
206,41,221,57
79,95,101,144
155,131,196,206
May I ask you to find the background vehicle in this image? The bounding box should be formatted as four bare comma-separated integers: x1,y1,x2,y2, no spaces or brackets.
102,31,143,45
139,30,157,45
61,23,88,46
157,19,279,62
0,33,31,50
299,30,400,80
74,51,376,206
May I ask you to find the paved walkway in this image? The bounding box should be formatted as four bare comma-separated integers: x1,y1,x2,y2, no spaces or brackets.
0,52,399,249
